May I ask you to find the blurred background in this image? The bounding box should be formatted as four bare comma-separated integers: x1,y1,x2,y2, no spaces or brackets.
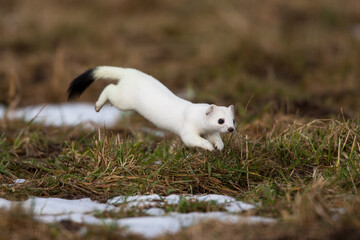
1,0,359,121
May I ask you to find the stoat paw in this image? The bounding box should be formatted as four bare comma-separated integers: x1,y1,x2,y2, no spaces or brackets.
200,141,215,151
95,104,101,112
214,140,224,151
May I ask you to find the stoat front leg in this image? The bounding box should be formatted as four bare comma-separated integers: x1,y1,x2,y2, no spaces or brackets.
204,132,224,151
181,133,215,151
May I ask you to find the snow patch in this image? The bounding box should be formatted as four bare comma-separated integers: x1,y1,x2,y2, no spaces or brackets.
0,194,274,238
118,216,182,238
13,179,26,184
0,103,122,127
108,194,255,213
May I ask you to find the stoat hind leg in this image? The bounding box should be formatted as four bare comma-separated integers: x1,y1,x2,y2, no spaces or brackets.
95,84,115,112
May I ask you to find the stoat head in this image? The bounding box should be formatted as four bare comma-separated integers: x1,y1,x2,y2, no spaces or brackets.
205,104,236,133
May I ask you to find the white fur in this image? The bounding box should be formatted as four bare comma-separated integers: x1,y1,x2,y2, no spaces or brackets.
92,66,235,151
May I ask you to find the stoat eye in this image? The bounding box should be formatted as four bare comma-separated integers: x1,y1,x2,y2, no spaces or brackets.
233,119,235,124
218,118,224,124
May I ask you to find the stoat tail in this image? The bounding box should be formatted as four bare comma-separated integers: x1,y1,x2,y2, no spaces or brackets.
67,66,125,100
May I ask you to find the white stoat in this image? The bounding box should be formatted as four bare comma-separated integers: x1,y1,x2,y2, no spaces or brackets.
67,66,235,151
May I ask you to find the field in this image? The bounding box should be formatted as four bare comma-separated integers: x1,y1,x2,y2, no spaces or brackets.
1,0,360,239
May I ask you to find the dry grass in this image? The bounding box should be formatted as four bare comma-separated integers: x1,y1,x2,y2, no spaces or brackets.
1,118,359,205
1,0,360,239
160,189,360,240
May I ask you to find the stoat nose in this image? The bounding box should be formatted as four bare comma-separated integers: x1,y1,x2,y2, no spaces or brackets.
228,127,234,132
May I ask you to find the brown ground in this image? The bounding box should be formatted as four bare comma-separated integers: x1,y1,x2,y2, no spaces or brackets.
1,0,359,120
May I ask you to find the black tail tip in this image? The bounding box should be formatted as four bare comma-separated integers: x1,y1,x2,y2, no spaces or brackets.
67,67,97,101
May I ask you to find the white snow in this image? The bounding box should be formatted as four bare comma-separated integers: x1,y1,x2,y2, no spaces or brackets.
108,194,162,204
108,194,255,213
0,197,115,215
0,103,122,127
13,179,26,184
144,207,166,216
7,179,27,187
0,194,274,238
118,216,182,237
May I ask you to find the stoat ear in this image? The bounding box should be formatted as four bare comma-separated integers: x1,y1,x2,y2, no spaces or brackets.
206,105,215,116
229,105,234,114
